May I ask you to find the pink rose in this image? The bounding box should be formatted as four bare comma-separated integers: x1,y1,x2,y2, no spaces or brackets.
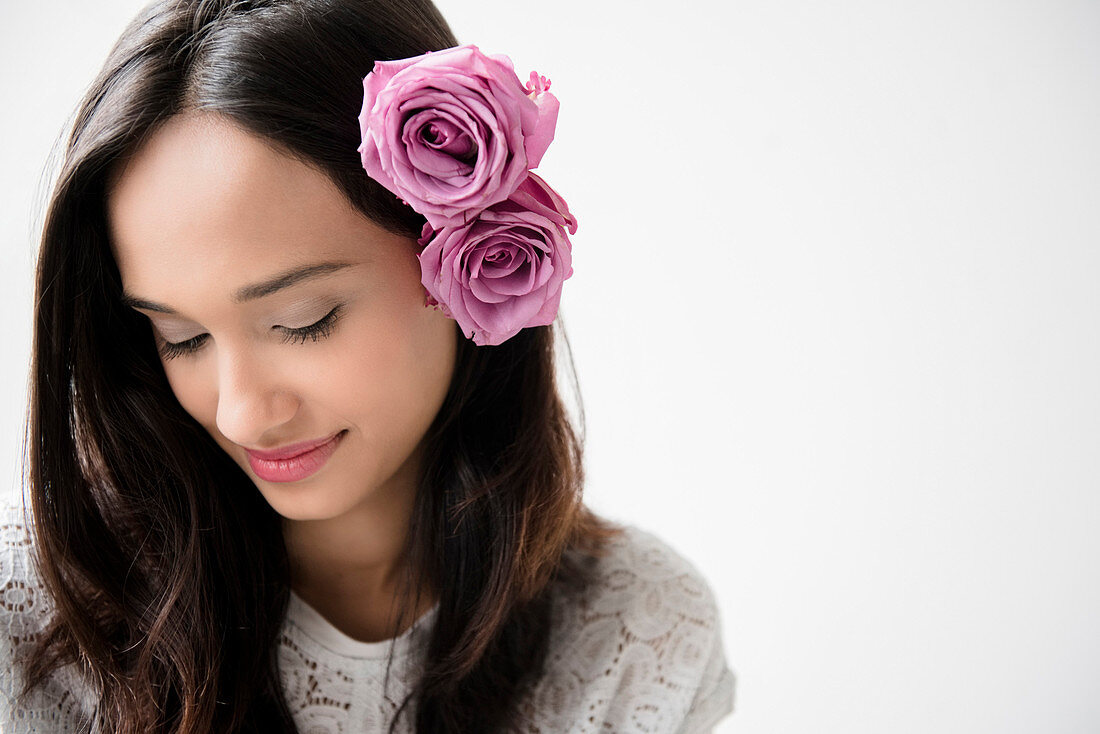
417,173,577,346
358,44,559,229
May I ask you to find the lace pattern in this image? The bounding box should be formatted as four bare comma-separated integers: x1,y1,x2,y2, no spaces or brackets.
1,498,735,732
519,525,735,733
0,501,97,732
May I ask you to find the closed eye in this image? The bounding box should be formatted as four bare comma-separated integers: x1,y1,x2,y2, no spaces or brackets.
156,304,345,361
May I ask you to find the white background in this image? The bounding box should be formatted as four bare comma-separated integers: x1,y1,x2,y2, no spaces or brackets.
3,1,1099,732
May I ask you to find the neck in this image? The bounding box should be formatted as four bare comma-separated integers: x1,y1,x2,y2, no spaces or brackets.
280,446,433,641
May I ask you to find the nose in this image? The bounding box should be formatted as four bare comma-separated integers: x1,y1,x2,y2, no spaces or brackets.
214,343,299,447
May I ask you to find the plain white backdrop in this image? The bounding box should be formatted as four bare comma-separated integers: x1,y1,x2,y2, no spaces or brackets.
3,1,1099,732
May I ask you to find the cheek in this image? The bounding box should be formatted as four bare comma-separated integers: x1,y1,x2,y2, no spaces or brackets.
160,361,227,446
162,363,209,419
336,295,456,433
345,248,457,423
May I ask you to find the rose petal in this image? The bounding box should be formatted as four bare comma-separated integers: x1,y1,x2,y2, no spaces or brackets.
359,44,557,229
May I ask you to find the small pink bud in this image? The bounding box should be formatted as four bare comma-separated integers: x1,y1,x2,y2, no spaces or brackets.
525,71,551,96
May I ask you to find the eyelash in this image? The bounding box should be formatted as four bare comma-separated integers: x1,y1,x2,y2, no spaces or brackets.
157,304,345,361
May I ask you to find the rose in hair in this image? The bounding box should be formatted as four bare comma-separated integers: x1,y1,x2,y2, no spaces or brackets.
417,173,576,346
358,44,559,229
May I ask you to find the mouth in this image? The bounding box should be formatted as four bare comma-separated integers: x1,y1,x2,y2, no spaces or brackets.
245,430,346,461
245,429,348,483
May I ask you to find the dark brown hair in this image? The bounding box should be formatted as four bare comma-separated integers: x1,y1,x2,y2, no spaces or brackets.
20,0,620,731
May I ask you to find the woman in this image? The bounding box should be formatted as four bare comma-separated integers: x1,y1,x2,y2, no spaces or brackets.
0,0,734,731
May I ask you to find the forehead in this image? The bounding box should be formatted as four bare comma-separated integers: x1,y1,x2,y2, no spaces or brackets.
106,112,367,295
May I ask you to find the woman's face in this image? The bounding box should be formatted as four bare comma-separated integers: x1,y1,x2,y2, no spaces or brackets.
106,111,457,522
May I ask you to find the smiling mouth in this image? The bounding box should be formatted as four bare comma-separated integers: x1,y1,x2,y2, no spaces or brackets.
244,430,346,461
245,430,348,483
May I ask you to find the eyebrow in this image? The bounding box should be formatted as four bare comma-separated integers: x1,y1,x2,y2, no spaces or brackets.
121,261,355,314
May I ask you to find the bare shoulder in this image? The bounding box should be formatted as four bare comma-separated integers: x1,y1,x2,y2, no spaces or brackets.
529,523,735,733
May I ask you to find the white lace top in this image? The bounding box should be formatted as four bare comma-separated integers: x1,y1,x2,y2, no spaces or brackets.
0,500,734,732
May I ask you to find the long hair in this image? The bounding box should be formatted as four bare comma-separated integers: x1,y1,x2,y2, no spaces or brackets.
19,1,620,731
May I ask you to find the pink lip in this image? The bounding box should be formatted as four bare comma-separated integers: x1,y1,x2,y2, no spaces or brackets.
246,432,344,461
245,430,346,483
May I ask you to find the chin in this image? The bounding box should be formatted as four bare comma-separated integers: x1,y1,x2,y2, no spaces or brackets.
259,490,353,523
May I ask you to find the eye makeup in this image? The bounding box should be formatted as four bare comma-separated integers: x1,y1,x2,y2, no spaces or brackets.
156,303,346,361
